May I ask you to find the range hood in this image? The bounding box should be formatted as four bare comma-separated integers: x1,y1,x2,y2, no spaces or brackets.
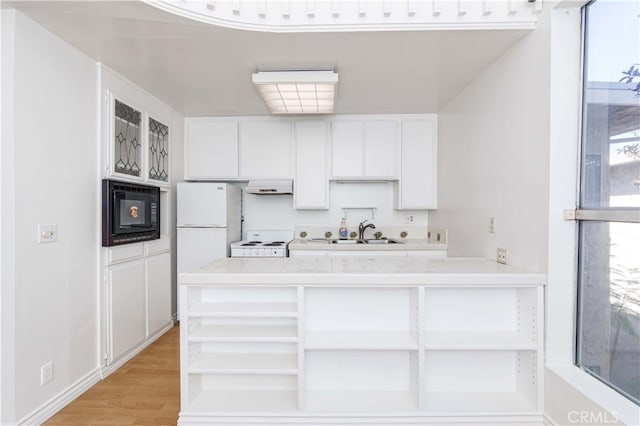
245,180,293,195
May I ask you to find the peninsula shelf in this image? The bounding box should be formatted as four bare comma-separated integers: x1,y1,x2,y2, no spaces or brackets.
178,257,545,425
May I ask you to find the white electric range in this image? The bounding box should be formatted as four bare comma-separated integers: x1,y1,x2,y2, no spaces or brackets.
230,230,294,258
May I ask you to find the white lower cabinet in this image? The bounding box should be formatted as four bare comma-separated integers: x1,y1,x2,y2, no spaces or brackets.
180,284,543,424
146,252,172,336
107,252,173,365
108,261,146,362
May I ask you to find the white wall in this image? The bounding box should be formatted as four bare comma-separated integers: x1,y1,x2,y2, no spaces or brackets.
1,10,18,424
241,182,427,238
430,9,551,273
3,10,100,423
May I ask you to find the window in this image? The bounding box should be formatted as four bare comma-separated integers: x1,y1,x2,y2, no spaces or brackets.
576,0,640,404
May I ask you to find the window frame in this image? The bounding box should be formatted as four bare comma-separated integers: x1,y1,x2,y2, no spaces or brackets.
545,1,639,423
574,0,640,407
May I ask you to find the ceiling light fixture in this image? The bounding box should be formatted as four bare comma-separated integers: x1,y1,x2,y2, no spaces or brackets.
252,70,338,114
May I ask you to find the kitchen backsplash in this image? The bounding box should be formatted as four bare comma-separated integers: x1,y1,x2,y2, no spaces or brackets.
241,181,428,239
292,226,447,244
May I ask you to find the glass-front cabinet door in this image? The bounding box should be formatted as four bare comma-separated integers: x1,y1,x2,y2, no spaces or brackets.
113,99,142,178
148,117,169,183
110,97,170,184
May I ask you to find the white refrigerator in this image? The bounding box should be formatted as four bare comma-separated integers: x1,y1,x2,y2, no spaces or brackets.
177,182,241,300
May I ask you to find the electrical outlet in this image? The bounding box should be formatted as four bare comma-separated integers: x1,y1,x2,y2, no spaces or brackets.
404,214,415,224
489,217,496,234
497,248,508,264
37,224,57,244
41,361,53,386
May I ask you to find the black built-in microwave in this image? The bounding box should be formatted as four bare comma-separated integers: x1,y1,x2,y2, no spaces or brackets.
102,179,160,247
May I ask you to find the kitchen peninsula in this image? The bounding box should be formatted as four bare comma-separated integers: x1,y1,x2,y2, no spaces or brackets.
178,257,546,426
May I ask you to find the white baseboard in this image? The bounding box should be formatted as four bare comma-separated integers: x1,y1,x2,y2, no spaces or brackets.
101,321,174,377
178,414,548,425
17,322,175,425
18,368,101,426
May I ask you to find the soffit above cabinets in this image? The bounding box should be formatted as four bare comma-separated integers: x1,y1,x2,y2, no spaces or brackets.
5,1,532,116
146,0,542,33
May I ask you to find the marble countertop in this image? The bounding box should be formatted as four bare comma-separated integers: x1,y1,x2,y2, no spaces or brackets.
288,238,447,251
180,257,546,286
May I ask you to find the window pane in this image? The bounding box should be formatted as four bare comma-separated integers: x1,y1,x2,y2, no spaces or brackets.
580,0,640,209
577,221,640,403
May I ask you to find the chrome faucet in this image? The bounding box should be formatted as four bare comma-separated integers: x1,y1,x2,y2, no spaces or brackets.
358,220,376,241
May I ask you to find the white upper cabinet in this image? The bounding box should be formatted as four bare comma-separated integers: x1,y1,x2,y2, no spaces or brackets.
331,120,364,179
395,117,438,210
294,121,329,210
147,116,170,184
239,120,292,179
364,120,399,179
101,67,172,187
112,99,143,180
180,114,437,210
184,118,238,180
107,97,172,186
331,119,398,180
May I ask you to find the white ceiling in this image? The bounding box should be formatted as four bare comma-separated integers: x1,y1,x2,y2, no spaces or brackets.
5,1,530,117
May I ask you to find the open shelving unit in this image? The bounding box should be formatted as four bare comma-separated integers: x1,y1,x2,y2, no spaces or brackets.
187,374,298,412
302,287,419,412
188,344,298,375
304,287,420,350
423,349,539,413
188,320,297,342
421,287,541,413
305,330,418,350
180,282,544,423
187,301,297,317
423,287,538,349
305,349,419,412
183,286,302,413
304,287,419,350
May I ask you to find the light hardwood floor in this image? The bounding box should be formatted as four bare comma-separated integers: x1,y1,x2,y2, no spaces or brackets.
45,326,180,426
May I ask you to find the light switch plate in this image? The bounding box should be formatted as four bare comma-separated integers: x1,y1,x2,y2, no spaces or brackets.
38,224,57,244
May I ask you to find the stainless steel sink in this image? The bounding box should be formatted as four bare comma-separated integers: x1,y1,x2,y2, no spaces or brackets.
364,239,401,244
331,239,363,244
330,239,402,244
